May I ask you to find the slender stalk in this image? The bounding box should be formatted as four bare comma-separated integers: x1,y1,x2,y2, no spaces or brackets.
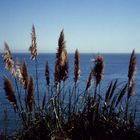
52,98,62,130
61,81,65,108
74,81,77,112
93,84,97,101
35,57,40,108
58,82,61,119
24,89,28,111
125,99,129,122
15,78,23,110
47,84,50,104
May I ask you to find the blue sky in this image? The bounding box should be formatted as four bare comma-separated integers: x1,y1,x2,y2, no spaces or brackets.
0,0,140,53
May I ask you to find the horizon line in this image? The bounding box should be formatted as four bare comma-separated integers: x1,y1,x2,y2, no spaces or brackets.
0,51,138,54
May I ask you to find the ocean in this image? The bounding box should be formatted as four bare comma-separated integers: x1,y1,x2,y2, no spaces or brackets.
0,53,140,133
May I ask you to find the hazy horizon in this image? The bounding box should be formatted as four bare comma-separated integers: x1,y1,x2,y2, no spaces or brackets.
0,0,140,53
0,50,137,54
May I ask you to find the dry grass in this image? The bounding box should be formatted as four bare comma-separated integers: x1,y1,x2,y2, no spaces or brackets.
1,28,140,140
3,42,16,76
74,49,80,82
22,59,28,89
4,76,17,111
54,30,68,88
128,49,136,98
29,25,37,60
86,69,94,91
94,55,104,86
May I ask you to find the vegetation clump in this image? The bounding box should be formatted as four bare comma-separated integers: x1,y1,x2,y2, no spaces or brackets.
1,26,140,140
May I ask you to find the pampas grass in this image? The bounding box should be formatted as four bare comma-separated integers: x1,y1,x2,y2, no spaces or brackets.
4,76,17,111
29,25,37,60
2,27,140,140
125,50,137,121
3,42,16,77
16,58,24,85
93,55,104,100
86,69,94,91
54,30,68,88
128,49,136,98
94,55,104,86
29,25,40,108
74,49,80,82
22,59,28,89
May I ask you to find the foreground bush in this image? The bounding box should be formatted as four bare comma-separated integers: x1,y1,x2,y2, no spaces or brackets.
1,26,140,140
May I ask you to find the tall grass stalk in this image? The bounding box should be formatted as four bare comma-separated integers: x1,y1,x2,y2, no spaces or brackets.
45,61,50,103
73,49,80,112
29,25,40,108
125,50,136,121
93,55,104,101
22,59,28,111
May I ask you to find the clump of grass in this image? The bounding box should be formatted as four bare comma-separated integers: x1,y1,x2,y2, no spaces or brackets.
2,27,140,140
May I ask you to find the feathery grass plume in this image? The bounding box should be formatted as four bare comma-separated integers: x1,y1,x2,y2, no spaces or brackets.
29,25,40,107
54,63,59,88
86,69,94,91
94,55,104,86
128,82,134,98
3,42,16,76
58,29,65,48
22,60,28,89
115,84,127,107
4,76,17,110
128,50,136,98
74,49,80,82
16,58,24,85
45,61,50,86
27,76,34,112
54,30,68,87
60,49,68,81
29,25,37,60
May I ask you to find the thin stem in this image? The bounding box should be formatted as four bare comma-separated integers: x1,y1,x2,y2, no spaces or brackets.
58,82,61,119
73,81,77,113
35,57,40,108
15,78,23,111
125,97,130,122
47,85,50,104
24,89,28,111
93,84,97,101
45,80,50,105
